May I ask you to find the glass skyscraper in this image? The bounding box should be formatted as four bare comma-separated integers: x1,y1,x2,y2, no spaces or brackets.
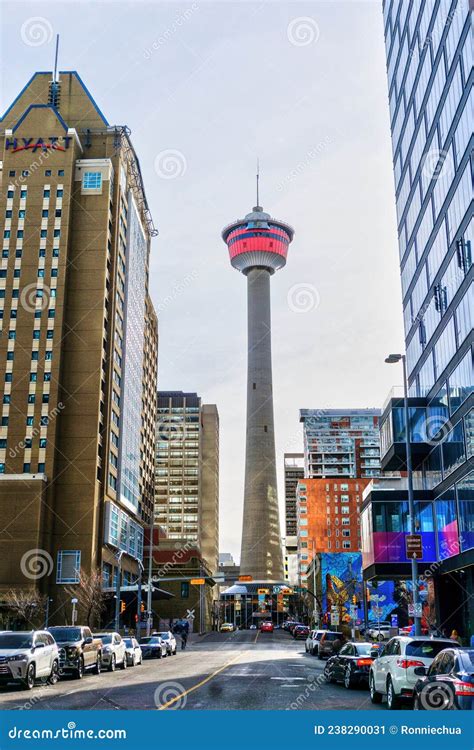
376,0,473,636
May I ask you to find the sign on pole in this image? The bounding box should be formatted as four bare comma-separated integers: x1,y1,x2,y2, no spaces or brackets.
239,575,253,582
190,578,205,585
405,534,423,560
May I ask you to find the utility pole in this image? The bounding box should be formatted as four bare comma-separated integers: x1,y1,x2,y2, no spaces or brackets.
136,560,144,640
146,519,154,636
114,550,124,633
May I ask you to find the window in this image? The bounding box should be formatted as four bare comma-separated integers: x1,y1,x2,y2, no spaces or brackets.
343,541,350,549
23,463,30,473
20,190,27,199
181,582,189,598
56,550,81,584
82,172,102,191
57,189,63,198
38,463,45,472
58,170,64,176
45,170,51,177
42,210,48,218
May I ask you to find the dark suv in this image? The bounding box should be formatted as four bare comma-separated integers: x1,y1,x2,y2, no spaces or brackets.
317,631,345,659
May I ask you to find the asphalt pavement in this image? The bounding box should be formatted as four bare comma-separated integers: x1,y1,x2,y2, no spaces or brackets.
0,630,385,711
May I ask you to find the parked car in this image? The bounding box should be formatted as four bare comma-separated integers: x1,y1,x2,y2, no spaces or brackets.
288,622,305,635
0,631,59,690
413,647,474,711
399,625,429,636
139,636,167,659
317,631,345,659
94,632,127,672
48,626,102,679
123,637,142,667
153,631,177,656
324,642,374,688
305,629,326,656
220,622,234,633
293,625,310,640
369,636,456,709
249,624,257,630
367,624,393,641
260,621,274,633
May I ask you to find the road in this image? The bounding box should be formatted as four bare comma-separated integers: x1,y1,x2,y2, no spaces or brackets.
0,631,385,711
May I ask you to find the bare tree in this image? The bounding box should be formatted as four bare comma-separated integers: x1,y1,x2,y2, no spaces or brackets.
64,569,105,627
4,589,47,628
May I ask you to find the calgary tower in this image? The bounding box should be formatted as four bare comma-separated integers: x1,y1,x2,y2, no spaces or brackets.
222,174,294,581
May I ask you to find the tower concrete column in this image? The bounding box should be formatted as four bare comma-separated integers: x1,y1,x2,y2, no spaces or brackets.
240,267,284,580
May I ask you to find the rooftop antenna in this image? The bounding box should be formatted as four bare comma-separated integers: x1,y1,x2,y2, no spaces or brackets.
49,35,61,108
255,158,261,210
53,34,59,83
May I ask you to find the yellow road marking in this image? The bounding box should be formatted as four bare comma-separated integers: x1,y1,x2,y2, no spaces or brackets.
157,652,244,710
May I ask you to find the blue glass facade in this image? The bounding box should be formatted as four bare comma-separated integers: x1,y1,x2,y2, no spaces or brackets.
117,193,147,515
382,0,473,636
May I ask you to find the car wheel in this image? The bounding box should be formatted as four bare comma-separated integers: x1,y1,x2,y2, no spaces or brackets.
369,673,382,704
131,655,136,667
23,663,36,690
49,660,59,685
386,677,400,710
121,655,127,670
93,655,101,675
377,634,385,642
109,654,116,672
344,666,353,690
75,657,84,680
173,648,177,655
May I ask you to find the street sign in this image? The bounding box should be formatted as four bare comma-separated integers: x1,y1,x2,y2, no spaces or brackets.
239,575,253,582
413,602,423,617
406,534,423,560
408,604,414,617
331,613,339,626
391,614,398,627
273,586,281,594
190,578,205,585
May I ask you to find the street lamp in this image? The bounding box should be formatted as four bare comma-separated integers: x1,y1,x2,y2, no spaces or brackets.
114,550,125,632
385,352,421,636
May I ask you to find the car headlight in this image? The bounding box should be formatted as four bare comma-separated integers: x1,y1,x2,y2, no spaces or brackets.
103,646,111,653
66,647,79,656
10,654,28,662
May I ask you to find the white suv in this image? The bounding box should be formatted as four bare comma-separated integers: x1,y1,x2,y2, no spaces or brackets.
95,632,127,672
369,636,455,709
305,629,325,655
0,631,59,690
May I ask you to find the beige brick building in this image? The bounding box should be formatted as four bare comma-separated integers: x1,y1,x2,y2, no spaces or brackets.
0,71,158,623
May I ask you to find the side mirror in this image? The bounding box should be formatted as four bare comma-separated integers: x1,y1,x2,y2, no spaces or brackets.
34,643,45,650
370,648,380,658
414,666,427,676
84,637,93,645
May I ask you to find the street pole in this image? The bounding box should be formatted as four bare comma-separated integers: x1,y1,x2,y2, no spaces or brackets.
312,541,317,627
146,520,154,636
136,560,144,640
44,597,52,628
114,551,124,633
71,597,78,626
402,354,421,636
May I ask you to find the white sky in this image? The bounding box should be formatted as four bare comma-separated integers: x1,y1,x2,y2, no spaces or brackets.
2,1,405,563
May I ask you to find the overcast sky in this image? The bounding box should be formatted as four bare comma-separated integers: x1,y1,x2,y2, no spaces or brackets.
2,1,405,563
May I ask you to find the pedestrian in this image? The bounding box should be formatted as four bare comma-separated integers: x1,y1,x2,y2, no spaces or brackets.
181,630,188,650
450,629,461,644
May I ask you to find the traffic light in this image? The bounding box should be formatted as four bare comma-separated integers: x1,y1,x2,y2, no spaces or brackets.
120,600,126,613
140,602,145,613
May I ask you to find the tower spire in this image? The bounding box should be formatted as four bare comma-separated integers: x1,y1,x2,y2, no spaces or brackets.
53,34,59,83
256,158,260,208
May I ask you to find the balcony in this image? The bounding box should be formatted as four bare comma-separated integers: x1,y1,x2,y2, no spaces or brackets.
380,394,440,471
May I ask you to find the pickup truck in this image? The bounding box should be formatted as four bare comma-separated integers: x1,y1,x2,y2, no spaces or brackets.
48,626,102,679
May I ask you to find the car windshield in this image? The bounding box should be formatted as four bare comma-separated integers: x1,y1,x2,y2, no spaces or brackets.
355,644,372,655
140,637,160,644
406,640,455,658
48,628,82,642
156,633,169,639
324,633,343,641
96,635,112,644
462,650,474,668
0,633,33,649
123,638,133,646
